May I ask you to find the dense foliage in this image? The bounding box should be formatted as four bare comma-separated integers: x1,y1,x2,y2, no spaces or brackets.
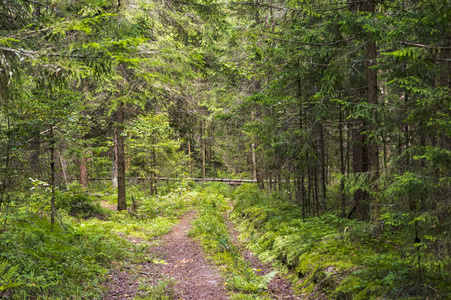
0,0,450,299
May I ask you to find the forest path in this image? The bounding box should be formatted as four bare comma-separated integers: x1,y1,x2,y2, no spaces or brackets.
103,210,229,299
148,210,229,299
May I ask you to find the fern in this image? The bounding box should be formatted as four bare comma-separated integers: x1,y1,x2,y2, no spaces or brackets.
0,261,21,292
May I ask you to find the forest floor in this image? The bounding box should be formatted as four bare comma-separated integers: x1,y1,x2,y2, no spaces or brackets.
102,208,299,299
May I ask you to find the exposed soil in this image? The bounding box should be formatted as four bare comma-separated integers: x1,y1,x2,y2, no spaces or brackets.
103,211,228,300
225,208,301,300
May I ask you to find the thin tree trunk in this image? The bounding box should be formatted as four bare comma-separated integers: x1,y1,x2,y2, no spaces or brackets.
80,149,89,189
339,106,347,218
301,168,306,218
0,117,11,210
117,101,126,211
112,128,118,188
30,135,40,178
201,121,206,178
152,137,157,195
286,172,292,201
319,123,327,211
209,122,214,175
295,171,301,207
59,154,69,189
314,163,319,217
50,126,55,227
256,135,264,190
307,164,312,214
251,141,257,181
188,139,192,176
351,123,368,219
298,68,306,218
150,167,154,196
366,0,380,230
251,111,258,181
269,171,273,191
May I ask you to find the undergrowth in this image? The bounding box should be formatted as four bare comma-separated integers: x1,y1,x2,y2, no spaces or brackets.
189,183,276,300
230,184,451,300
0,180,196,299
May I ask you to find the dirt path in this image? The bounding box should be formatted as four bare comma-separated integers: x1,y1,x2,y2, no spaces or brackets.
150,210,228,300
103,211,228,300
225,208,300,300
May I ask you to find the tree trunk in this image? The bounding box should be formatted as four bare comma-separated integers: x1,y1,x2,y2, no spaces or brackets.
201,121,206,178
251,141,257,181
365,0,380,230
112,127,118,188
297,78,306,218
209,122,214,175
0,117,11,210
251,111,257,181
152,137,157,195
188,138,192,176
117,101,127,211
319,123,327,211
59,154,69,189
30,135,41,178
314,164,319,217
50,126,55,227
351,123,368,219
80,150,89,189
307,164,312,214
339,106,347,218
